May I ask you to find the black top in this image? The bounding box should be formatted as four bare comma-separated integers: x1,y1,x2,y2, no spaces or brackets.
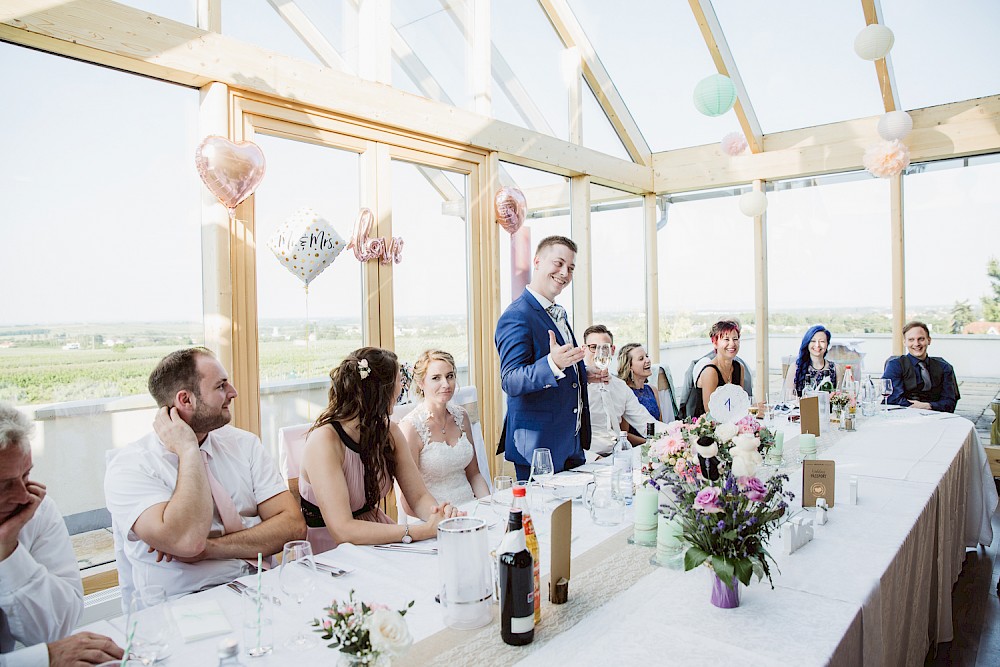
690,363,743,419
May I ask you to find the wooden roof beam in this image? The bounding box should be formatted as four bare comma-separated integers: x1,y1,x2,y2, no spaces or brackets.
861,0,900,113
536,0,652,166
687,0,763,154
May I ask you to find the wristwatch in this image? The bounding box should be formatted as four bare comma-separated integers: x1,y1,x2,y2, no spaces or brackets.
401,524,413,544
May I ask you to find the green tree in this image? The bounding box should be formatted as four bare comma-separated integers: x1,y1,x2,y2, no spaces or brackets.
982,257,1000,321
950,300,974,334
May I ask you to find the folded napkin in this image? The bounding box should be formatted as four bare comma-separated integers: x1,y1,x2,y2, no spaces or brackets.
169,600,232,642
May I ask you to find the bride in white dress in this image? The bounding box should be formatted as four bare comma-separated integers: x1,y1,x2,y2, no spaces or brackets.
399,350,489,516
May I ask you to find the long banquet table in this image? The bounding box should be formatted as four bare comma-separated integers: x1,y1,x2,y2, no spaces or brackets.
84,409,997,666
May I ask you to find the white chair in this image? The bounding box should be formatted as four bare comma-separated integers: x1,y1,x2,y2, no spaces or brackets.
277,423,311,503
452,385,493,493
649,364,678,423
104,448,134,614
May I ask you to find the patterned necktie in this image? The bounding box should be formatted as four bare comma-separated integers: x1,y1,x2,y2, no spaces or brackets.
546,304,567,325
917,360,932,391
201,450,245,535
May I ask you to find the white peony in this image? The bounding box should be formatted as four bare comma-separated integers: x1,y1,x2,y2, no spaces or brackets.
367,609,412,656
729,433,763,478
714,423,739,443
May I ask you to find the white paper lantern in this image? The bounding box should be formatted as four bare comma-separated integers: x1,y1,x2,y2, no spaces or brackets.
739,191,768,217
854,24,894,61
876,110,913,141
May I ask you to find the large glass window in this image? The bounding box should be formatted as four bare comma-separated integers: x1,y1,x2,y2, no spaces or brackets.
391,0,470,109
656,187,755,386
0,44,202,530
252,133,364,454
766,173,891,380
390,160,471,383
904,156,1000,381
591,188,645,346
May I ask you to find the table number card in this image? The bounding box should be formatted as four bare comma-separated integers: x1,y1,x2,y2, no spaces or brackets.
800,396,821,436
802,459,835,507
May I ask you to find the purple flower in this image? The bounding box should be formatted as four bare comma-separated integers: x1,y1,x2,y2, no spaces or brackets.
739,476,768,502
694,486,723,514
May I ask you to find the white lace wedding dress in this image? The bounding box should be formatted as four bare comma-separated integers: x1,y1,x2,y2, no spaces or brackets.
402,403,476,505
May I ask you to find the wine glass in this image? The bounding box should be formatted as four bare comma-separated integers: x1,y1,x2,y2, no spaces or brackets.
280,540,318,650
530,448,555,484
875,378,893,417
592,343,613,392
127,585,171,665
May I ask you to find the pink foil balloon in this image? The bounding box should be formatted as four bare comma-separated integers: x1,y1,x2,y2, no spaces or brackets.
195,136,266,211
494,187,527,235
348,208,404,265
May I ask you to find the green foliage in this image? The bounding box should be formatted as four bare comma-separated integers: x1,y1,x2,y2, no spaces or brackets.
982,257,1000,322
950,300,975,334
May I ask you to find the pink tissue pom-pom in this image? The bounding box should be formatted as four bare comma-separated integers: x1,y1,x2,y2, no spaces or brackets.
863,139,910,178
721,132,748,156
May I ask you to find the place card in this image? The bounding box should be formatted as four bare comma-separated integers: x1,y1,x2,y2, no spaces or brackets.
802,459,835,508
169,599,232,642
549,499,572,604
799,396,821,436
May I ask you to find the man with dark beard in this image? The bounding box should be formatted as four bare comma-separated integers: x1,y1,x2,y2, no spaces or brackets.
105,348,305,600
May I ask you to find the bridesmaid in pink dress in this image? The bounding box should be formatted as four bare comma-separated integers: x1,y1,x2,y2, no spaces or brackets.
298,347,460,554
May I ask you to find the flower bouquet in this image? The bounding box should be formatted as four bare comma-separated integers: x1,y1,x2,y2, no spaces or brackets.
648,415,794,608
313,590,414,665
397,362,414,405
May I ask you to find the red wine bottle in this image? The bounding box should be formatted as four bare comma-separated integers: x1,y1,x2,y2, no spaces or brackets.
498,509,534,646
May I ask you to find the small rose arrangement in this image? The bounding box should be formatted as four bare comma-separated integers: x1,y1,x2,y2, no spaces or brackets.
397,362,414,404
829,390,855,410
313,590,414,664
642,420,698,481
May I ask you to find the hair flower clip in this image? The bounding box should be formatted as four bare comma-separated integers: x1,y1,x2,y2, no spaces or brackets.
357,358,371,380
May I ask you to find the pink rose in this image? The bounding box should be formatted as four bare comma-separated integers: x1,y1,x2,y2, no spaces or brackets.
694,486,723,514
738,476,768,502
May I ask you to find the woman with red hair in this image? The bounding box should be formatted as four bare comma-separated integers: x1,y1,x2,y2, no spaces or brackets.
692,320,743,418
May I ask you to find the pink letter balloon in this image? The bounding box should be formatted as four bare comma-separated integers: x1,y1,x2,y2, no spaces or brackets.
195,136,266,213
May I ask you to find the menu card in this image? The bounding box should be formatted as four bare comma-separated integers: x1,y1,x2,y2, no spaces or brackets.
802,460,836,507
799,396,821,436
549,499,572,603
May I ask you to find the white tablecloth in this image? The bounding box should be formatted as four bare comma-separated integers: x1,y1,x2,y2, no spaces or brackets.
84,410,997,666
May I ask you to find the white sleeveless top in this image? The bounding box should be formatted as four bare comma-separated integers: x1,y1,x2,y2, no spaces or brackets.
402,403,476,505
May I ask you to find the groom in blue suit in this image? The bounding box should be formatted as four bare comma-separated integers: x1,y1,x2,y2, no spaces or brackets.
496,236,596,480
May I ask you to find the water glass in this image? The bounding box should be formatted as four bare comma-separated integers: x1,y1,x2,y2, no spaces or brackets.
492,475,513,518
530,448,554,484
127,585,172,664
242,585,274,657
280,540,318,651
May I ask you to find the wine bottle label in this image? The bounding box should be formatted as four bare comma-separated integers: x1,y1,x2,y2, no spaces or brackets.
510,614,534,634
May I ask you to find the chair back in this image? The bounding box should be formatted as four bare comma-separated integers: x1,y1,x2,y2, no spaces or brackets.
278,423,311,502
649,364,677,422
105,448,134,613
452,385,493,492
390,401,418,424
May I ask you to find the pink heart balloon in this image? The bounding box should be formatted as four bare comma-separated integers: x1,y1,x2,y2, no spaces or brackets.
195,136,266,210
494,187,526,235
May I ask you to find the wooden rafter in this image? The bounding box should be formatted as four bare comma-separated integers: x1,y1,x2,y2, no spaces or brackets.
536,0,652,166
861,0,900,112
687,0,763,153
266,0,348,70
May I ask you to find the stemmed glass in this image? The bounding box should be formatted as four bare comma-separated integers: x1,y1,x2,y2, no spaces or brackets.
874,378,893,417
592,343,613,393
530,448,555,484
127,585,171,665
491,475,513,519
280,540,318,650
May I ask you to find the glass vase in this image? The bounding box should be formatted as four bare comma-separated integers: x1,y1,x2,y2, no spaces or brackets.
337,652,389,667
710,574,741,609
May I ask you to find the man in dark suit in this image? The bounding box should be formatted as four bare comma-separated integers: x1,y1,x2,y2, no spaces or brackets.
884,321,958,413
495,236,599,480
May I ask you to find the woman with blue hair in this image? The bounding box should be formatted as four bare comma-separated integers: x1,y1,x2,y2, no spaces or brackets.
785,325,838,397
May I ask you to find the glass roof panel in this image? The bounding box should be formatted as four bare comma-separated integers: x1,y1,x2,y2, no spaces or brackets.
392,0,471,109
713,1,883,133
567,0,735,151
117,0,196,25
881,0,1000,111
222,0,324,66
582,81,630,161
492,0,569,140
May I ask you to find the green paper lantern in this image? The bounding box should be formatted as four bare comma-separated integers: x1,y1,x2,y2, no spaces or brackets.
693,74,737,117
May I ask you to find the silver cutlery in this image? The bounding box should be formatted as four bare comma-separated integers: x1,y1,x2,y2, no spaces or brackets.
372,544,438,555
313,562,348,577
226,579,282,605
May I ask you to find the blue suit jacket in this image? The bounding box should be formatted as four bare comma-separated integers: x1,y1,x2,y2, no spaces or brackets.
495,291,591,471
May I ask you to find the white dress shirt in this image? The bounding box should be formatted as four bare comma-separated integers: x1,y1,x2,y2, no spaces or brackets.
105,425,288,599
0,496,84,667
588,375,665,456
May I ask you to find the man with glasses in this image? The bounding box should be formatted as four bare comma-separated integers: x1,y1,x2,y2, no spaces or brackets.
582,325,665,457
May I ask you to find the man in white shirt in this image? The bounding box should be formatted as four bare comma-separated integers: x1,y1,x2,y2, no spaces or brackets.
0,403,123,667
105,348,306,600
582,326,665,457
